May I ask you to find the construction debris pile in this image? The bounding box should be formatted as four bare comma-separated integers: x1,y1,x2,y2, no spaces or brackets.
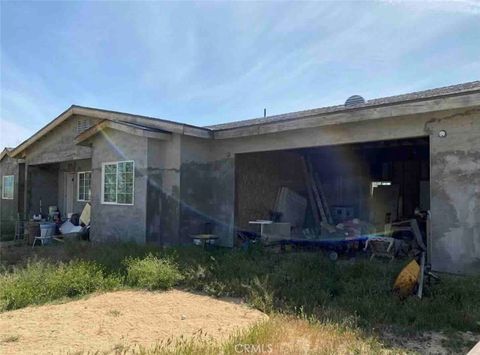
245,148,431,266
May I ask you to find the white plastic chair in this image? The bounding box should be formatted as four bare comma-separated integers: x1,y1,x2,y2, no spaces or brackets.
32,225,55,248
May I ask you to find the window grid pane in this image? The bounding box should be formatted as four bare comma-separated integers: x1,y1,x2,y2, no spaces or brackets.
103,164,117,203
102,162,133,204
2,176,14,199
78,172,92,201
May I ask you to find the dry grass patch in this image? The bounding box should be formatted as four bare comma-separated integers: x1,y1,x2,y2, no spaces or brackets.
126,315,406,354
0,290,266,355
227,315,399,355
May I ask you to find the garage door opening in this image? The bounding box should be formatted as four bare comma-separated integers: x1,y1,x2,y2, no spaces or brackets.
235,137,430,241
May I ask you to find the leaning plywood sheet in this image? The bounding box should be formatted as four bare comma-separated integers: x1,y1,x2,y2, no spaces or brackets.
275,187,307,228
80,203,91,225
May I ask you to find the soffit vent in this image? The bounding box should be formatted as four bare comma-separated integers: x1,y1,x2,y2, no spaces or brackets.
345,95,366,107
76,118,92,135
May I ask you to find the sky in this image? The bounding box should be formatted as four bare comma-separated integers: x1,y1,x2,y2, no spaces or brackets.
1,1,479,149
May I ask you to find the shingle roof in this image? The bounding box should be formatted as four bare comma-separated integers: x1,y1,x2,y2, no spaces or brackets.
206,80,480,131
5,80,480,157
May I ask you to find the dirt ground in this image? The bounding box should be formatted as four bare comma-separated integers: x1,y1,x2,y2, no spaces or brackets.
381,329,479,354
0,290,267,354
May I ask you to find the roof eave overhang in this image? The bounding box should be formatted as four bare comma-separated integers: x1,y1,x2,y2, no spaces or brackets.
71,106,212,139
213,91,480,139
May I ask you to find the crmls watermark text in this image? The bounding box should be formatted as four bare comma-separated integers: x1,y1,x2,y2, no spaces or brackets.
234,343,273,353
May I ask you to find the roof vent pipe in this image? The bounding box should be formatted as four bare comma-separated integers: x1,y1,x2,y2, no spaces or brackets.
345,95,366,107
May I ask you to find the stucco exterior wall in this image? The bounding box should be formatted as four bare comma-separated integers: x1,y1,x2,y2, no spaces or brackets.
179,136,213,243
211,113,431,157
203,108,479,273
24,115,98,165
179,136,235,247
9,102,478,274
428,109,480,274
0,156,20,238
90,128,148,243
201,113,432,248
146,135,181,244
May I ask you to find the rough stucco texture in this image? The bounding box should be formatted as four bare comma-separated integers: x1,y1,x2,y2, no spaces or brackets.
429,111,480,274
0,156,19,236
90,129,148,244
180,158,235,247
25,115,97,165
146,136,181,245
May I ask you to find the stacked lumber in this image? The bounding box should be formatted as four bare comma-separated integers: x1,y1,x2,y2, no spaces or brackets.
301,155,334,232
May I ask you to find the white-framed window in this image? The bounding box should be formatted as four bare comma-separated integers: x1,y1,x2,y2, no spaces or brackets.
2,175,14,200
77,171,92,202
101,161,134,205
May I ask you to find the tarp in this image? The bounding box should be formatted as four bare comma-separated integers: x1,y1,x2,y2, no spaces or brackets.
59,221,82,235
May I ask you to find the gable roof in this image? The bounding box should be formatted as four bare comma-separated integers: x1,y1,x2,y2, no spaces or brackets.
11,105,212,158
0,148,13,161
7,80,480,157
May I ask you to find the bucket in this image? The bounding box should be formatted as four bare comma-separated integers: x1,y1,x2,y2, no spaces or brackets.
26,222,40,244
40,222,56,238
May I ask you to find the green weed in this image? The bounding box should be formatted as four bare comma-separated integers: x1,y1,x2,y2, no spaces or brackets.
125,254,183,290
0,260,121,311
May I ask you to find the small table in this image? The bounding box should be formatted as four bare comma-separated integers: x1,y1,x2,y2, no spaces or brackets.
190,234,219,249
248,220,273,239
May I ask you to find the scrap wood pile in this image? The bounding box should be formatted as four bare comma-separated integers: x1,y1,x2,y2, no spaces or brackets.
300,155,375,240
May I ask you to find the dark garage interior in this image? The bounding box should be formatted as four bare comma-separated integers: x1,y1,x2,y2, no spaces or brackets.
235,137,430,242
